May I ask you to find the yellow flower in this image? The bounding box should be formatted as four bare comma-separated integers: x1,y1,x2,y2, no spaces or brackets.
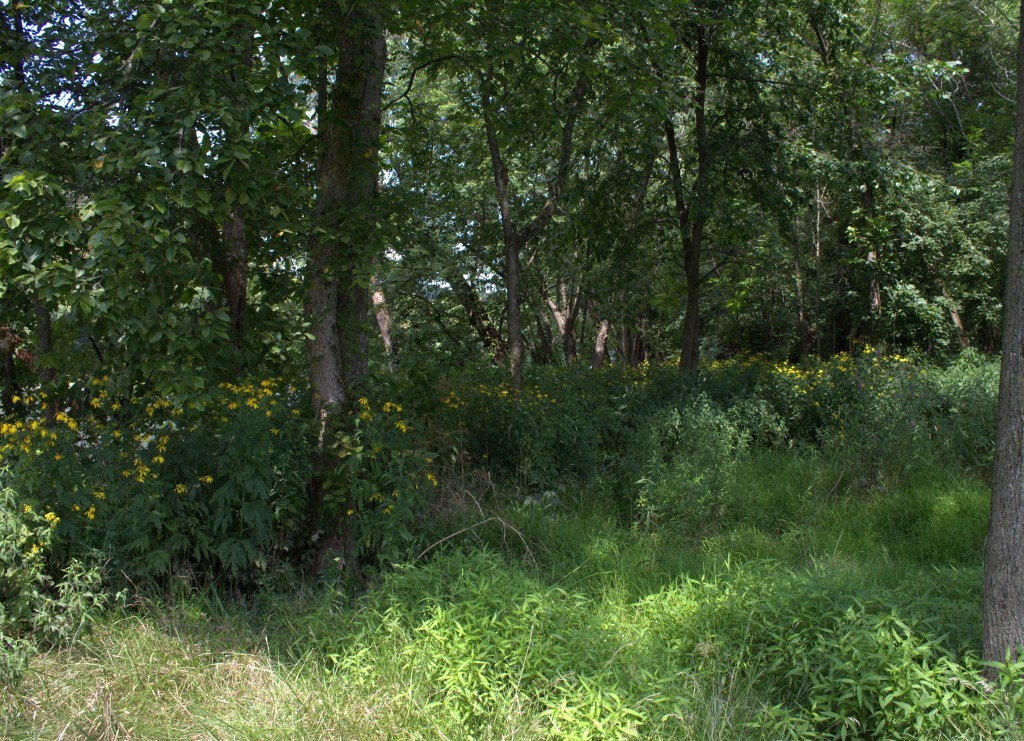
44,511,59,526
152,455,165,465
174,483,187,494
85,505,96,520
200,475,214,485
394,420,409,433
110,402,121,411
94,491,105,500
11,395,20,404
22,504,31,514
426,473,438,487
54,453,63,461
247,397,259,409
228,401,239,411
72,504,81,512
382,401,402,413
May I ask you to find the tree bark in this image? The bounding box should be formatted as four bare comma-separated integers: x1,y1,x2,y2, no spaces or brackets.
33,292,56,426
305,0,386,573
792,220,812,358
0,327,20,417
448,270,509,363
221,209,248,347
592,317,610,368
666,23,710,372
370,275,393,359
983,0,1024,668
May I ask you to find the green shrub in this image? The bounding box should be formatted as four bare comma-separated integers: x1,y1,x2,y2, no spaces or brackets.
636,394,747,535
1,377,312,582
0,480,106,684
322,394,436,568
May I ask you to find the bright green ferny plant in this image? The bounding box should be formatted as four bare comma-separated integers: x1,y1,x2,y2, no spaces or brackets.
324,396,435,566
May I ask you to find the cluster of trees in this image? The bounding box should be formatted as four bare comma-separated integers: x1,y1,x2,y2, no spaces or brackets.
3,0,1024,662
2,1,1017,399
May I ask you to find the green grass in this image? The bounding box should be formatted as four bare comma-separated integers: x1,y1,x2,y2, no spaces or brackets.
3,450,1022,739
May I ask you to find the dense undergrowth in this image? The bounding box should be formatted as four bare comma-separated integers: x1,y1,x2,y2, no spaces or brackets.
2,348,1020,738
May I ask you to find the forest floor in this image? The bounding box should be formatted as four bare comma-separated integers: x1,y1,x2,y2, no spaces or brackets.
3,451,1020,739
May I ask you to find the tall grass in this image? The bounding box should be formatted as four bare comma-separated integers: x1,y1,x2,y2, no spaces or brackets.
3,352,1016,738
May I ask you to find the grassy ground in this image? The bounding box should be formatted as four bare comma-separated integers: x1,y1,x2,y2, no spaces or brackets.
3,451,1021,739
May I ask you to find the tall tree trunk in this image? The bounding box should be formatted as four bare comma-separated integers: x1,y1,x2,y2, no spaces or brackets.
305,1,386,573
682,25,710,370
792,220,812,358
543,277,581,364
666,24,710,372
983,0,1024,667
862,183,882,324
592,318,610,368
33,292,56,426
814,185,825,357
221,209,248,347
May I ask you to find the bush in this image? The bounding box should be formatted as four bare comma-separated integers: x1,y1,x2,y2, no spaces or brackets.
0,480,106,684
1,377,312,583
636,394,747,535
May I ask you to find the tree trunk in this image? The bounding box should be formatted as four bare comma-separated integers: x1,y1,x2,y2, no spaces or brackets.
682,26,710,370
34,292,56,426
370,276,394,359
983,0,1024,668
305,0,386,573
592,318,610,368
0,327,20,417
666,24,710,372
448,270,509,363
221,209,248,347
792,220,812,358
481,60,590,388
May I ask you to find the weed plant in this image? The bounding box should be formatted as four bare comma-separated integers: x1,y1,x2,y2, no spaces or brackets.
1,351,1015,738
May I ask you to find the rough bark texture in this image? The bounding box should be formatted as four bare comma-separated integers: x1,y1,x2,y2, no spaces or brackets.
33,292,56,426
221,209,248,346
0,326,20,416
305,1,386,573
307,2,385,421
792,221,812,357
983,0,1024,667
666,23,710,372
